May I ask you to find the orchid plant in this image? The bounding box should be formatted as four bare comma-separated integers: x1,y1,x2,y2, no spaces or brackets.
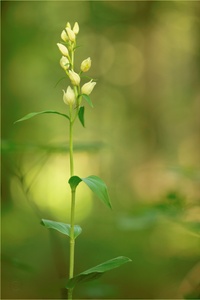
15,21,131,299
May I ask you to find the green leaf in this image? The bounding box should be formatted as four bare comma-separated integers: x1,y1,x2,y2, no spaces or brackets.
14,110,69,124
54,76,67,88
68,176,82,191
78,106,85,127
68,175,112,209
66,256,131,289
82,94,93,108
41,219,82,239
82,175,112,209
73,45,82,50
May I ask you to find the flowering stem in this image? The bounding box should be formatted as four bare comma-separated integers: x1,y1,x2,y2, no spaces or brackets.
57,23,96,299
68,105,75,300
69,107,74,176
71,50,74,69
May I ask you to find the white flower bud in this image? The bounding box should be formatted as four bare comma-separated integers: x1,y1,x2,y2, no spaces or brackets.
81,80,96,95
63,86,76,106
66,22,71,29
60,56,70,70
80,57,91,72
69,70,80,86
61,30,68,42
66,27,76,42
57,43,69,57
73,22,79,35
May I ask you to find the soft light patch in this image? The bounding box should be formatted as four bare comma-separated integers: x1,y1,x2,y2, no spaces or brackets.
11,154,93,223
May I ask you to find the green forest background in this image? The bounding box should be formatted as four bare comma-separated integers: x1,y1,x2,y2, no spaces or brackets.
1,1,200,299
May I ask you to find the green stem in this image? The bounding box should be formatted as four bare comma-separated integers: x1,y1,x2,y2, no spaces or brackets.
71,42,75,69
68,188,75,299
69,189,75,275
68,106,75,300
68,288,73,300
69,122,74,176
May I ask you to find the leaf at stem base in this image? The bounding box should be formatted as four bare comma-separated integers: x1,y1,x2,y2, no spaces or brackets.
41,219,82,239
14,110,69,124
66,256,132,289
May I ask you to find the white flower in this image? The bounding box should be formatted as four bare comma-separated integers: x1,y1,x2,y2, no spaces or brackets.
61,30,68,42
60,56,70,70
63,86,76,105
81,80,96,95
66,27,76,42
68,70,80,86
57,43,69,57
73,22,79,35
81,57,91,72
66,22,71,29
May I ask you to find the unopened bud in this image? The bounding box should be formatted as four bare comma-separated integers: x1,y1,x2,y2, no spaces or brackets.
73,22,79,35
69,70,80,86
66,27,76,42
63,86,76,106
81,57,91,72
81,80,96,95
60,56,70,70
66,22,71,29
61,30,68,42
57,43,69,57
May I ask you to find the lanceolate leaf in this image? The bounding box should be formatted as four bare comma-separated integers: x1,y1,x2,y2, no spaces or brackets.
82,175,112,209
66,256,132,289
68,175,112,209
82,94,93,108
14,110,69,124
78,106,85,127
41,219,82,239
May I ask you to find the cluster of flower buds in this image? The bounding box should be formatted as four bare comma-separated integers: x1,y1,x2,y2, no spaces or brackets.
57,22,96,106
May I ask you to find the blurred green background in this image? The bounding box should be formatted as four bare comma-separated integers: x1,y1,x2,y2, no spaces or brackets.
1,1,200,299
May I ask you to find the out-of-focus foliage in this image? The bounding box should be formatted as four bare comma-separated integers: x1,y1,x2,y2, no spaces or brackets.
1,1,200,299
